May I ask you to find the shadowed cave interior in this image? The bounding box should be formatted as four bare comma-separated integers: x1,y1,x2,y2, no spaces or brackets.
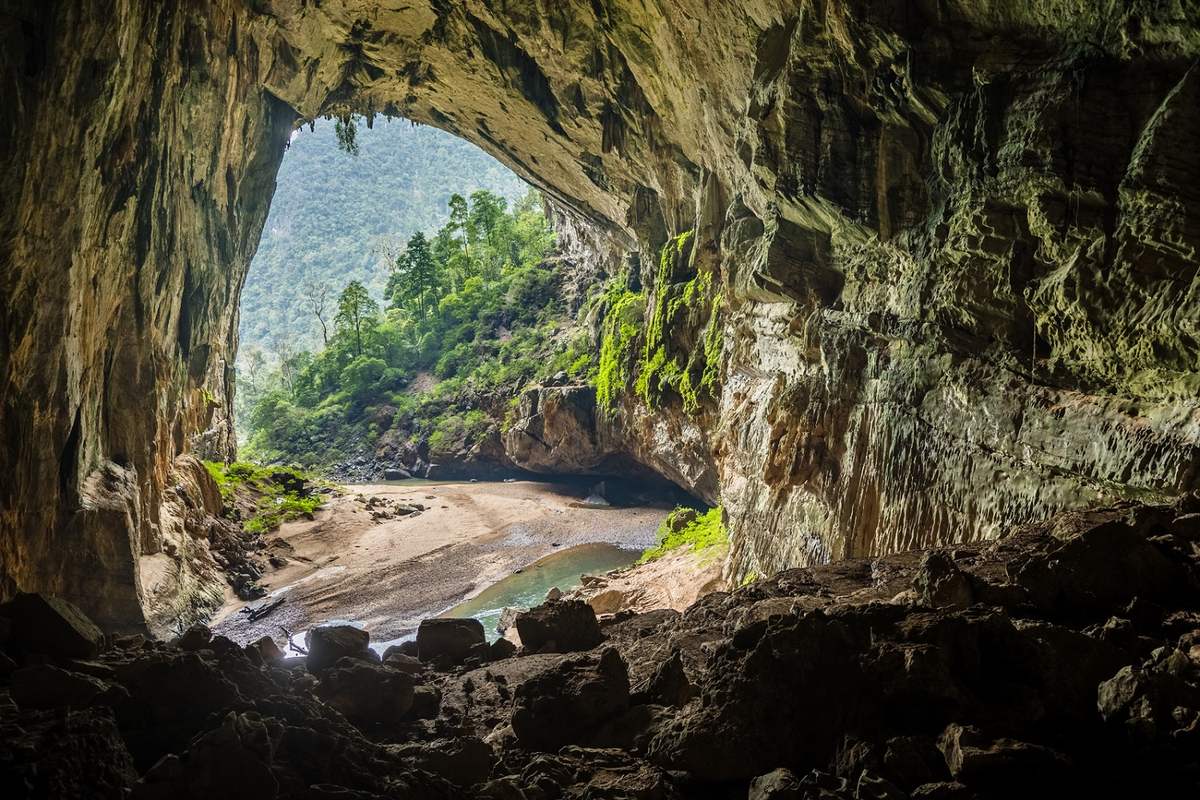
1,1,1199,797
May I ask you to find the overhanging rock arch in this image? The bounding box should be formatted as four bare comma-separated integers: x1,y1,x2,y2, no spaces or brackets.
2,1,1199,632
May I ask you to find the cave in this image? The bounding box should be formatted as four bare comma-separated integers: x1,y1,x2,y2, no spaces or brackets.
2,1,1199,796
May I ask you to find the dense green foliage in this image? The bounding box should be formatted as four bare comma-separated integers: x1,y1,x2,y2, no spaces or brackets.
639,506,727,563
595,279,645,413
238,117,526,356
203,461,325,535
242,190,595,467
595,231,724,416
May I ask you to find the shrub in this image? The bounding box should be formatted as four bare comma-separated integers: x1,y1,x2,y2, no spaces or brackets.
639,505,727,563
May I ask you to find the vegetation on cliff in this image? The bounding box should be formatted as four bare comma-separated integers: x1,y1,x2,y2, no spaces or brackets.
639,505,727,563
596,231,724,416
202,461,325,535
241,190,594,469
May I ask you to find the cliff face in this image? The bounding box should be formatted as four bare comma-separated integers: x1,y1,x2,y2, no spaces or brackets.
2,0,1198,629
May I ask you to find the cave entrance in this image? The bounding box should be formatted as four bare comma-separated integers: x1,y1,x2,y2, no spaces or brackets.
233,114,532,470
209,113,690,643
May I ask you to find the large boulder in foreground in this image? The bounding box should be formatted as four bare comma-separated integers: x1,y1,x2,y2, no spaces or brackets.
315,660,414,727
510,647,630,751
0,593,104,658
515,599,603,653
305,625,372,673
416,618,484,664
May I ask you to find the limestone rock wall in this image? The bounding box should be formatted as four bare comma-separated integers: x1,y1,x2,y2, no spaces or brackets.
2,0,1198,628
0,0,292,630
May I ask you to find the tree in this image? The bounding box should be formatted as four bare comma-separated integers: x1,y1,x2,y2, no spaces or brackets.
467,190,510,279
303,281,331,345
386,232,442,320
334,280,379,356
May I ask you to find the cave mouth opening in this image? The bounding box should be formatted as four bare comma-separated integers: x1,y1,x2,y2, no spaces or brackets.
204,112,706,649
232,113,531,472
231,114,692,505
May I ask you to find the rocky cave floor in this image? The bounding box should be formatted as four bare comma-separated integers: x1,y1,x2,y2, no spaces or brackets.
2,499,1199,799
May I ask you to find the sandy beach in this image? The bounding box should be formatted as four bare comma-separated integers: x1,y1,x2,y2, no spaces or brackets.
212,480,667,647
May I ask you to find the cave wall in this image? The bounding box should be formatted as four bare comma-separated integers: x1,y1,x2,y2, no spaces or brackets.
0,0,292,631
1,0,1198,629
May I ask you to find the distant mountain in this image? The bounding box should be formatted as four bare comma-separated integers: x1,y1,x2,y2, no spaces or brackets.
238,118,527,357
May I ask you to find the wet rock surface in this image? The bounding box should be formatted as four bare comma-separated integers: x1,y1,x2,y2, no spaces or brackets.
1,500,1198,797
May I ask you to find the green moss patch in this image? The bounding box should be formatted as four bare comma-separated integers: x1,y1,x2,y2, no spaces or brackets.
639,505,727,563
203,461,326,535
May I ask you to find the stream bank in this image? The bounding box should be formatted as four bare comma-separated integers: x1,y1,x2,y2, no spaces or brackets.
211,479,669,648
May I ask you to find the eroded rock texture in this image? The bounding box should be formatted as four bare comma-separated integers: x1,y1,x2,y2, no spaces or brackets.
2,501,1199,797
2,0,1199,626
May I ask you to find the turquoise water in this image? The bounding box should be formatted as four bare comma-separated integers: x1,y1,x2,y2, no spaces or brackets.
440,542,640,641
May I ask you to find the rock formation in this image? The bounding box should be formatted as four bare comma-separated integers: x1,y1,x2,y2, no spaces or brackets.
2,500,1198,796
2,1,1199,632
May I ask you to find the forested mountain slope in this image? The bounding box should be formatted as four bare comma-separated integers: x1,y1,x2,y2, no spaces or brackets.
240,184,601,476
238,118,526,356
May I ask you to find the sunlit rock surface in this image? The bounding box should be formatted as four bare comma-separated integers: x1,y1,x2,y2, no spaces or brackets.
2,0,1199,626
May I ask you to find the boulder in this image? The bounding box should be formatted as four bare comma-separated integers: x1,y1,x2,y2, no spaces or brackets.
383,651,424,675
416,618,485,664
638,649,694,706
383,467,411,480
315,659,415,727
510,647,630,751
912,551,973,610
496,606,522,635
1011,519,1183,615
11,664,127,709
0,592,104,658
489,637,517,661
937,724,1070,787
247,636,283,662
305,625,372,673
514,599,603,653
748,768,803,800
410,685,442,720
386,737,491,786
2,707,138,797
175,624,212,651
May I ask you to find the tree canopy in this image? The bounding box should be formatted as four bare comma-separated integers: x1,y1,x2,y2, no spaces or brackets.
240,188,594,468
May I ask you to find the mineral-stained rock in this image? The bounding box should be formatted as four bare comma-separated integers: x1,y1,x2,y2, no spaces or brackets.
514,599,603,653
416,618,485,664
305,625,372,673
0,593,104,658
510,648,631,752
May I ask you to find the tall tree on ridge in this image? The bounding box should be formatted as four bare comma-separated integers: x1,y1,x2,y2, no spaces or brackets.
334,280,379,356
303,281,332,346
